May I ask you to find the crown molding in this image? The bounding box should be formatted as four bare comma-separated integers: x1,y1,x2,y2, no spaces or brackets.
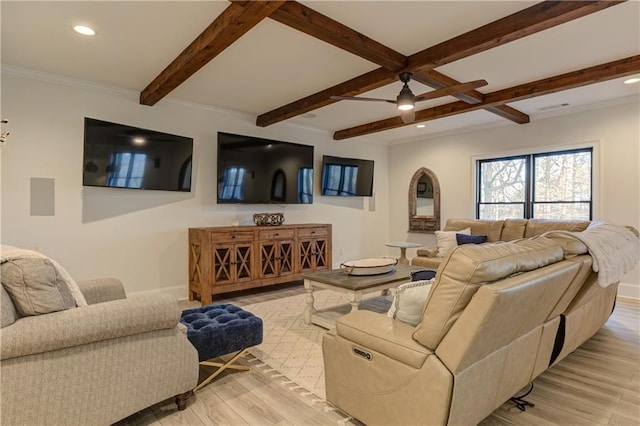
2,64,137,99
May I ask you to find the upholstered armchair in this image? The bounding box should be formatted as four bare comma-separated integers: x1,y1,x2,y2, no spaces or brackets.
1,252,199,426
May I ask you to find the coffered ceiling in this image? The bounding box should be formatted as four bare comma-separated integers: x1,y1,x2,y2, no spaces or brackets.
2,1,639,144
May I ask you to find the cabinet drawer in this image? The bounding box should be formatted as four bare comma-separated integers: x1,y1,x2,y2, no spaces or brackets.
298,227,328,238
258,229,295,240
210,231,254,243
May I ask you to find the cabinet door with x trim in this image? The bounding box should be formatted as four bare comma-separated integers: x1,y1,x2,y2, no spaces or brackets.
212,243,253,285
298,235,329,273
258,239,295,279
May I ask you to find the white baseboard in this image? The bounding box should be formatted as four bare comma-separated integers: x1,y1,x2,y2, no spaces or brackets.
617,295,640,307
127,285,186,300
617,282,640,300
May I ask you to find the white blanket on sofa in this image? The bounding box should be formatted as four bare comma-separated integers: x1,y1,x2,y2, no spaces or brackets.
543,222,640,288
0,245,87,306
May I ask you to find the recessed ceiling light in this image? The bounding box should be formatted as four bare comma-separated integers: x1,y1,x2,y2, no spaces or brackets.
416,124,426,128
132,137,146,145
73,25,95,36
624,77,640,84
301,112,317,118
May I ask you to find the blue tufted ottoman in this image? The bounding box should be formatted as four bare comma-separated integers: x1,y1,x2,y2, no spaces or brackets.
180,303,263,392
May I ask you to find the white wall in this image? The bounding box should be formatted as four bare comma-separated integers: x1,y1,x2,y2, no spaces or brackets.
389,99,640,298
0,70,390,297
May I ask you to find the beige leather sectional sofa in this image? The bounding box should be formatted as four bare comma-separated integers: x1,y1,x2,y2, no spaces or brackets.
323,230,630,425
411,217,591,269
1,277,199,425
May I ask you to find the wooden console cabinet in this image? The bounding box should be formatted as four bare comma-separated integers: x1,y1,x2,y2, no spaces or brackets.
188,224,332,305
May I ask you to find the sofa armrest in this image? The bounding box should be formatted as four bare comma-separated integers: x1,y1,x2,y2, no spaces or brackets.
78,278,126,304
1,294,180,360
336,310,432,369
417,247,439,258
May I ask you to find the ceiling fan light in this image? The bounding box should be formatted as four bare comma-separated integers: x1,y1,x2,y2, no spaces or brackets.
397,94,415,110
397,86,415,110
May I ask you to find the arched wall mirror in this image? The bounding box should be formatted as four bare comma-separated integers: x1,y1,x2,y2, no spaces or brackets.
270,169,286,202
408,167,441,233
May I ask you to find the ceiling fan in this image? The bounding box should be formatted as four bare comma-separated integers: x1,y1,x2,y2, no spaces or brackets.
331,72,488,123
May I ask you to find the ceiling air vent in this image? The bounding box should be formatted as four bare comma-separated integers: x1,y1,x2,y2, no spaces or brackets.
538,103,570,111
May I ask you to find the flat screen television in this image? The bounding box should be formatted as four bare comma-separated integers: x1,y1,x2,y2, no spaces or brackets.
217,132,314,204
321,155,374,197
83,118,193,192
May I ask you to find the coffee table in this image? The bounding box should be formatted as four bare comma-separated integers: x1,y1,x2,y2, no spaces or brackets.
303,264,420,329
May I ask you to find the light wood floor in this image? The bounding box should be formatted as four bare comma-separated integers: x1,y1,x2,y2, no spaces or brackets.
119,283,640,425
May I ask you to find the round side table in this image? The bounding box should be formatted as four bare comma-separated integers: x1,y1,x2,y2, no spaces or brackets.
385,242,421,265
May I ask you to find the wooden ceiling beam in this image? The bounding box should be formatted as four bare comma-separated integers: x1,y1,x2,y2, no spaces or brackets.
333,55,640,140
405,0,625,72
484,105,531,124
269,2,407,71
140,1,285,106
256,68,398,127
256,0,623,127
233,0,406,71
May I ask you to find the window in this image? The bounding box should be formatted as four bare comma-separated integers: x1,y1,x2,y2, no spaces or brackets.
322,164,358,196
219,167,246,200
107,152,146,188
476,148,592,220
298,167,313,203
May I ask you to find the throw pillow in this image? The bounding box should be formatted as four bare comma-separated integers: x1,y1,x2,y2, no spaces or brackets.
387,279,434,326
456,233,488,245
435,227,471,257
1,285,19,327
1,258,77,316
0,245,87,307
410,268,437,281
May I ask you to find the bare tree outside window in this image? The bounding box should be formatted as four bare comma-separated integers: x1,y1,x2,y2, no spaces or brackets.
477,148,592,220
478,157,526,220
533,151,591,220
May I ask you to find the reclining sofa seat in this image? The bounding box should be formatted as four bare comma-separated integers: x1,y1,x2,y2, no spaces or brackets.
323,235,618,425
411,218,591,269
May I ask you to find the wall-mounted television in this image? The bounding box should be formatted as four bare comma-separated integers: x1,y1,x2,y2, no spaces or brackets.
82,118,193,192
217,132,314,204
321,155,374,197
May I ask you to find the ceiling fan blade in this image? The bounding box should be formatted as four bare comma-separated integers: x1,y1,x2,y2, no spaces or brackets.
414,79,488,102
331,95,396,103
400,109,415,123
